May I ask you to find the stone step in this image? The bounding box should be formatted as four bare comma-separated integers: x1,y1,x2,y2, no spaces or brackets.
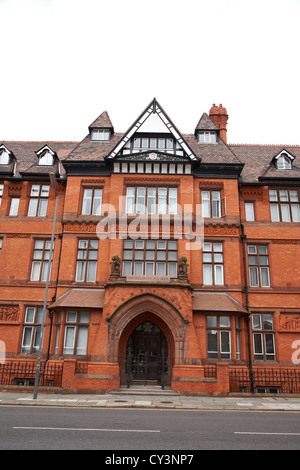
111,385,180,396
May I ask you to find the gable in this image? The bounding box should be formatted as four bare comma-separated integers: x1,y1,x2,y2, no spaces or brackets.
106,98,199,162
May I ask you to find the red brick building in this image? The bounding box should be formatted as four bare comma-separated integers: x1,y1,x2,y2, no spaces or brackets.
0,99,299,394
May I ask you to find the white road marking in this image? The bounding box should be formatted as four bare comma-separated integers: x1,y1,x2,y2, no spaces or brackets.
13,426,160,433
235,431,300,436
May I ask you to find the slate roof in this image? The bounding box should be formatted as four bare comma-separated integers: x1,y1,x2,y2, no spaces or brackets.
1,106,300,184
88,111,114,131
229,144,300,182
0,141,78,178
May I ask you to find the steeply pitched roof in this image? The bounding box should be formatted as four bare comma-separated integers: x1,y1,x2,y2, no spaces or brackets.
229,144,300,182
195,113,219,132
88,111,114,131
0,141,78,177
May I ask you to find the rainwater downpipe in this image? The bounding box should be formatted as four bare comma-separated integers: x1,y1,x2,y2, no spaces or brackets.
241,223,255,393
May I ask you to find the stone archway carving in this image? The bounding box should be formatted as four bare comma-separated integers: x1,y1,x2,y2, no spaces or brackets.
106,293,189,365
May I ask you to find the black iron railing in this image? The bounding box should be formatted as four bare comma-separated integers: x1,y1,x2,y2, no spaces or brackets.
0,360,63,387
230,367,300,394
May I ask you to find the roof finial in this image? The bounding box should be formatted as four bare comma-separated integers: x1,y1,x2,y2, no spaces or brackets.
153,97,157,113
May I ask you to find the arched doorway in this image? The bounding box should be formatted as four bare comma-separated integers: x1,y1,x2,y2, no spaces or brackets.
126,321,168,384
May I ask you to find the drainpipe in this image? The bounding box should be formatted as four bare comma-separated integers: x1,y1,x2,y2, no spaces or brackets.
241,223,254,393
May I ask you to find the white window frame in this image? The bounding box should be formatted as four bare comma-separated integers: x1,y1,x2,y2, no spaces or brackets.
9,197,20,216
245,202,255,221
91,129,110,141
27,184,50,217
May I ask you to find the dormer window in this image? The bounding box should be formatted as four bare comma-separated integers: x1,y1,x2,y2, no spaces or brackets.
276,154,292,170
91,129,110,141
274,150,294,171
36,145,55,166
0,146,11,164
39,150,54,166
198,131,217,144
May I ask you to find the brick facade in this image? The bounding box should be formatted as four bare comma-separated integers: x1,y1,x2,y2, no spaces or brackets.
0,100,299,394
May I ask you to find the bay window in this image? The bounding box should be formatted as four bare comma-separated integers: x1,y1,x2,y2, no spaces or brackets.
21,307,44,353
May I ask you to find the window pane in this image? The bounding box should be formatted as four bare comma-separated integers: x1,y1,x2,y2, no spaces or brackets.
252,314,261,330
265,334,275,356
289,191,299,202
245,202,254,221
86,261,97,281
279,190,288,201
201,192,210,217
28,198,38,216
38,199,48,217
203,264,212,285
269,190,278,202
291,204,300,222
76,261,86,281
249,266,259,287
221,331,230,354
145,262,154,276
31,261,41,281
214,265,224,285
220,316,230,327
207,330,218,358
25,307,35,323
156,262,166,276
76,327,88,355
33,326,41,352
82,189,92,215
9,198,20,216
36,307,44,324
280,204,291,222
263,314,273,330
123,261,132,275
30,185,40,197
41,261,51,282
270,204,280,222
260,267,270,287
134,262,143,275
168,262,177,278
253,333,263,354
64,327,75,354
21,327,33,353
207,316,217,328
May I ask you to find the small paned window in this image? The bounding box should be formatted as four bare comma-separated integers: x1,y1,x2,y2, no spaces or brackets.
201,190,223,218
276,154,292,170
63,311,90,355
125,186,177,215
81,188,103,216
198,132,217,144
38,151,54,166
122,239,177,277
206,315,231,360
30,240,53,281
252,313,275,360
21,307,44,353
248,245,270,287
75,239,98,282
91,129,110,141
202,242,224,285
269,189,300,222
27,184,50,217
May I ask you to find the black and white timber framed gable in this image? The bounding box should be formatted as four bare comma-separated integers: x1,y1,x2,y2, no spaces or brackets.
106,98,200,175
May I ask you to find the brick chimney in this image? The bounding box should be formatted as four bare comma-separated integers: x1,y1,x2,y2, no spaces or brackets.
209,104,228,143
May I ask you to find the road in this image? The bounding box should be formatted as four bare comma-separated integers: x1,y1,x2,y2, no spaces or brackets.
0,406,299,451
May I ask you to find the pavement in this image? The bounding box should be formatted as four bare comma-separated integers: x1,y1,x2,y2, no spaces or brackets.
1,387,300,411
